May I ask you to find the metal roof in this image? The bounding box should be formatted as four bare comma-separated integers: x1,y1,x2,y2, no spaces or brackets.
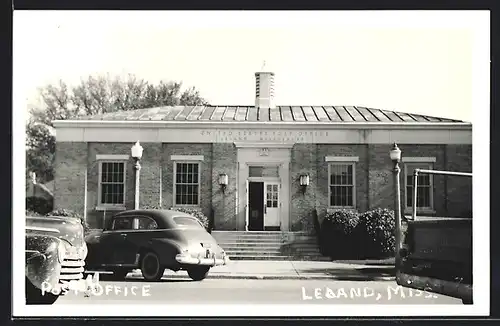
73,105,465,123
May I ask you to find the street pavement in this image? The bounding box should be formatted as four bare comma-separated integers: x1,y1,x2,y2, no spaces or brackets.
55,278,462,305
99,260,398,281
58,260,461,306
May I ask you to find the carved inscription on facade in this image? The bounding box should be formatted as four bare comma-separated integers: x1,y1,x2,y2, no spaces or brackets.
199,130,330,143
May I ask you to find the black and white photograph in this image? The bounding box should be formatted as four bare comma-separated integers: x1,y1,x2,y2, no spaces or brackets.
13,10,489,317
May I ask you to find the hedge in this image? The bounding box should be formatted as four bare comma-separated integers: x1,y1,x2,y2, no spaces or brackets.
320,208,395,259
47,209,91,236
358,208,395,257
320,209,361,259
26,197,53,215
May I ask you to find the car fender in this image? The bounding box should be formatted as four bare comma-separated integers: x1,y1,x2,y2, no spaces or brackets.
148,238,183,267
25,234,62,291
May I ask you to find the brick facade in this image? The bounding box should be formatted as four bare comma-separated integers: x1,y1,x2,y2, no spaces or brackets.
211,143,238,230
54,142,87,216
54,140,472,230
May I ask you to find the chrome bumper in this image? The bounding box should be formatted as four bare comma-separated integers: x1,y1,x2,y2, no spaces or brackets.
176,253,230,266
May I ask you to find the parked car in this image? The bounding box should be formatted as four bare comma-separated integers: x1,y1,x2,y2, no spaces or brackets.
84,209,229,282
25,215,87,304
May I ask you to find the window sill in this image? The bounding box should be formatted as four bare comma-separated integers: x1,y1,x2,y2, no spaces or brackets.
95,205,127,212
171,205,201,210
404,208,436,217
327,207,358,214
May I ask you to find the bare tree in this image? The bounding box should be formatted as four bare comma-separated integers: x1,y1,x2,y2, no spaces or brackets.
27,73,209,183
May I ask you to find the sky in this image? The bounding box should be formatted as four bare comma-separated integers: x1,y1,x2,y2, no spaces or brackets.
14,11,490,122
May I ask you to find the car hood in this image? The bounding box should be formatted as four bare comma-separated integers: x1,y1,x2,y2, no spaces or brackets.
26,216,85,247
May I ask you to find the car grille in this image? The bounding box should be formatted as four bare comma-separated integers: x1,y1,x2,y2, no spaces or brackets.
59,257,85,281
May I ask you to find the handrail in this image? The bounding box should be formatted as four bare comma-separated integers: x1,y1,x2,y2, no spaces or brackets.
412,169,472,220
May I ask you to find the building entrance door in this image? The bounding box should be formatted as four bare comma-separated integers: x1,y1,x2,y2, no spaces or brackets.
264,182,280,230
248,182,264,231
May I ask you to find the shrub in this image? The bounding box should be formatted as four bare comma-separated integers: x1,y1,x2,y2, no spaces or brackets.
358,208,395,257
169,207,210,231
46,208,90,236
320,209,360,258
141,205,162,210
26,197,53,215
26,209,44,217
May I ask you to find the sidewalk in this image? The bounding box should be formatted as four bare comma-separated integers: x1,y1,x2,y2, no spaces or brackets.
128,260,396,281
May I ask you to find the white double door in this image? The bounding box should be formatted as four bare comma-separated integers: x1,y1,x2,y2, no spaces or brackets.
245,180,281,230
263,181,280,228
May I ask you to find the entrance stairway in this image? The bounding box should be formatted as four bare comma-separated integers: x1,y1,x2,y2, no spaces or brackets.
211,231,331,261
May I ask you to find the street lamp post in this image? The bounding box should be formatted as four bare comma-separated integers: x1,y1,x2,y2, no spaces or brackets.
131,141,144,210
390,143,402,269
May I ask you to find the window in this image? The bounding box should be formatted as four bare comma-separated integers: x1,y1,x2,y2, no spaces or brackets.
112,217,133,230
99,161,126,206
135,216,158,230
405,162,434,210
328,163,356,208
266,184,279,208
174,162,200,206
249,166,279,178
173,216,203,229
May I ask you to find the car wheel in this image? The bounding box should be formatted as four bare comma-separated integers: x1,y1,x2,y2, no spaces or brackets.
187,266,210,281
25,277,59,305
140,251,165,282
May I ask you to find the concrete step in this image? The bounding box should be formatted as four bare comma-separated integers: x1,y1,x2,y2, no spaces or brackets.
216,237,284,242
286,242,320,247
212,231,288,235
227,255,291,261
226,248,282,256
217,241,319,247
289,256,332,261
227,255,331,261
218,242,282,247
213,231,324,261
214,236,285,241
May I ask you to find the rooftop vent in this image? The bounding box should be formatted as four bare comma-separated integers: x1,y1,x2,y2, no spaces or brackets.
254,61,275,109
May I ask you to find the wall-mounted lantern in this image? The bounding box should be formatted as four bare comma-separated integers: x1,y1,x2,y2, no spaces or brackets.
218,173,228,194
299,174,310,194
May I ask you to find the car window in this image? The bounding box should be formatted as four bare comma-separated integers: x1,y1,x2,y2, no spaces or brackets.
173,216,203,229
136,216,158,230
112,217,133,231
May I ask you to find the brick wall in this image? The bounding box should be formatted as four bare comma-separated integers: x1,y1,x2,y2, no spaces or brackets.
290,144,317,231
211,143,238,230
54,140,472,231
54,142,87,216
138,143,162,209
367,144,394,210
445,144,473,217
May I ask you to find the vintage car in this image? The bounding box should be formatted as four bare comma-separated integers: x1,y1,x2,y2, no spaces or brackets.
25,215,88,304
84,209,229,282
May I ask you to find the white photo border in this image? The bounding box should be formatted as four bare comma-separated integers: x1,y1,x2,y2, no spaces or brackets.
13,10,490,317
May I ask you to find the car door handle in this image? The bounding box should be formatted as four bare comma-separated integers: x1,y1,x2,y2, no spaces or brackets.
120,233,127,237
